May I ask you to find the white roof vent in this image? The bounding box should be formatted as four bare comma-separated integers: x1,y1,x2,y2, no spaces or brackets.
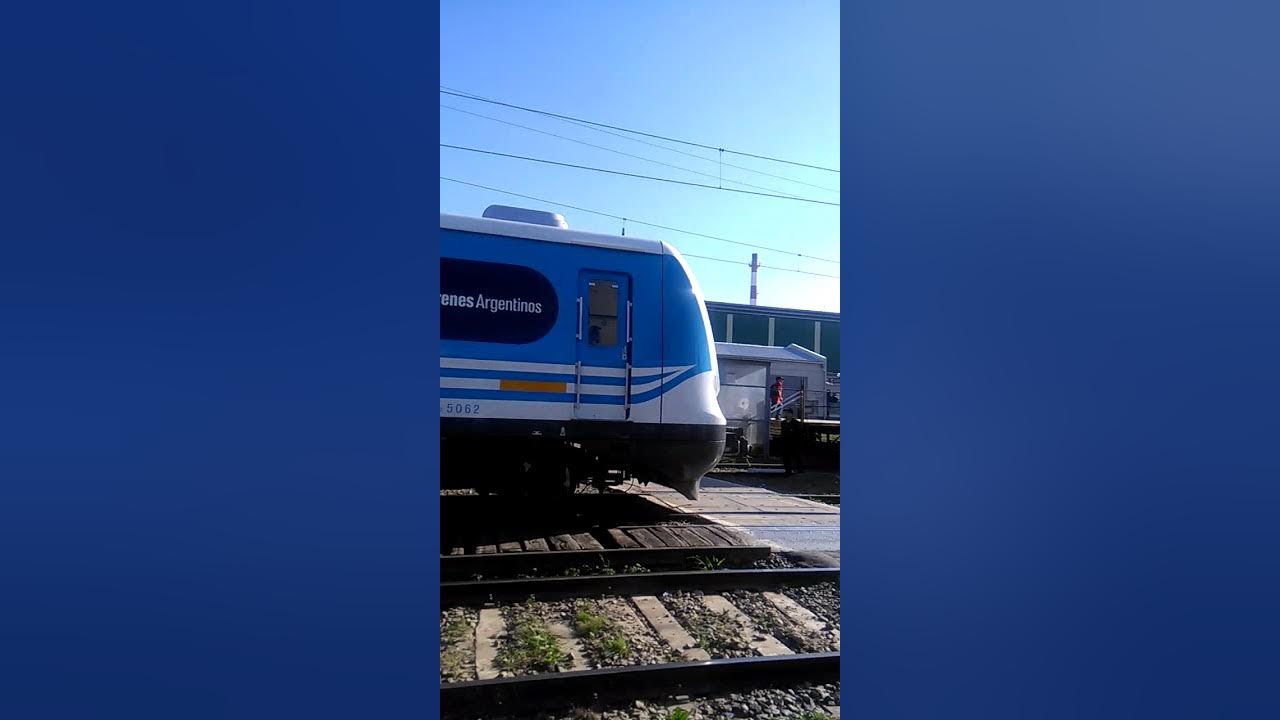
482,205,568,229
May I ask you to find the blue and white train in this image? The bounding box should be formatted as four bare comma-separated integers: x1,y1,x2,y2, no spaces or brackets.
440,206,725,499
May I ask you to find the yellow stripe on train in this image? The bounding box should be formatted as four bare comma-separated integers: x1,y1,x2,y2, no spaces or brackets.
498,379,568,393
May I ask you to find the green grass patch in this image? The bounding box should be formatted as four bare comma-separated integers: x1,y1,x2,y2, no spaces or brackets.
573,601,631,663
441,617,469,645
496,600,572,674
439,612,475,681
574,605,610,637
689,555,727,571
601,634,629,659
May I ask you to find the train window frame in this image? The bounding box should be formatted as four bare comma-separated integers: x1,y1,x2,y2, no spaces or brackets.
587,280,620,347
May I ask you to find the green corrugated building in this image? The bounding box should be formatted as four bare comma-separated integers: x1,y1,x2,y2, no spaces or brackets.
704,301,840,374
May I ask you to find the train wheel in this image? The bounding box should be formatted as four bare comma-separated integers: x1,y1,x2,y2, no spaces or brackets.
530,460,574,496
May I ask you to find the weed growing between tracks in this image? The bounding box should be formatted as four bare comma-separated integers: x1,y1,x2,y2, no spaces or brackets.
574,601,631,664
439,608,477,682
567,597,681,668
559,557,653,578
688,555,727,571
498,599,573,675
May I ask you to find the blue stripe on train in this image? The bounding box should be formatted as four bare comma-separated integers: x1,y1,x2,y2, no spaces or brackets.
440,367,708,406
628,366,703,404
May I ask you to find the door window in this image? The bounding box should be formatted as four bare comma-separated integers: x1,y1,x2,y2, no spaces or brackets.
587,280,619,347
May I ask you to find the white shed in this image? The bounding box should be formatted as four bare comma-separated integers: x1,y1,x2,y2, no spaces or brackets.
715,342,829,455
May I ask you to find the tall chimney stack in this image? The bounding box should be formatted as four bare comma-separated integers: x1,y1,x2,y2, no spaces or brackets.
749,253,759,306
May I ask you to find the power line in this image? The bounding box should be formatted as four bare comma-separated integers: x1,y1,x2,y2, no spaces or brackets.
439,87,839,174
441,175,841,279
442,86,838,195
681,251,756,268
676,252,837,281
441,144,840,208
757,262,837,280
441,103,811,200
440,176,839,264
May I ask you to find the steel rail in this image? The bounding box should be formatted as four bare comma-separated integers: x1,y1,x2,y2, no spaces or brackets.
440,545,772,580
440,652,840,717
442,567,839,606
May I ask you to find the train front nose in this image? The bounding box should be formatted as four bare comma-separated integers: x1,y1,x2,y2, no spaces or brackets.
648,432,725,501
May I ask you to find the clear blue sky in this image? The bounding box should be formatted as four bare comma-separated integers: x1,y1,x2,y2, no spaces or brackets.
440,1,840,311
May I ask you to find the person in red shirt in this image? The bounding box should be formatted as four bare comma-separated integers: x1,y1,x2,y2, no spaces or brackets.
770,377,785,417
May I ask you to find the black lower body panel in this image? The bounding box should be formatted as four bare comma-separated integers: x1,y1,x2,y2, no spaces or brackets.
441,418,724,500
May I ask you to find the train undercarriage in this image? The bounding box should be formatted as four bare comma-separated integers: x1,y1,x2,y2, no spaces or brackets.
440,419,723,500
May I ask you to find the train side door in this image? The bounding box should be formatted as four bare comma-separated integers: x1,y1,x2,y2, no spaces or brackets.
574,271,631,421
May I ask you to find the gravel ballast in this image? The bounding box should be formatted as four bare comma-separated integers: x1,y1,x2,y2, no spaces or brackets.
781,582,841,633
723,590,838,654
444,683,842,720
658,591,757,659
576,597,682,667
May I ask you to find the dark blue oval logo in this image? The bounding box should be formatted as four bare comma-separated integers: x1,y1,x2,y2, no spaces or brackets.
441,258,559,344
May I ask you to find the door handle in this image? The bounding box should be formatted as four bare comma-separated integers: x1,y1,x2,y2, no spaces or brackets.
576,297,583,340
624,362,632,419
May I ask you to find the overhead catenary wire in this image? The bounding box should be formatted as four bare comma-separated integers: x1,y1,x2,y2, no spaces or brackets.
441,176,839,264
679,251,836,281
442,86,838,196
441,86,840,193
441,144,840,208
441,103,813,200
692,258,838,279
439,86,840,176
441,175,841,279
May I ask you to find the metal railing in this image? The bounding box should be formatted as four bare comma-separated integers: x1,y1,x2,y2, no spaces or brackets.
719,378,839,462
772,385,837,421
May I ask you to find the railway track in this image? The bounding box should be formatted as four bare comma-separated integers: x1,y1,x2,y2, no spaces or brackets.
440,493,779,580
443,567,837,606
441,565,841,719
442,545,773,581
